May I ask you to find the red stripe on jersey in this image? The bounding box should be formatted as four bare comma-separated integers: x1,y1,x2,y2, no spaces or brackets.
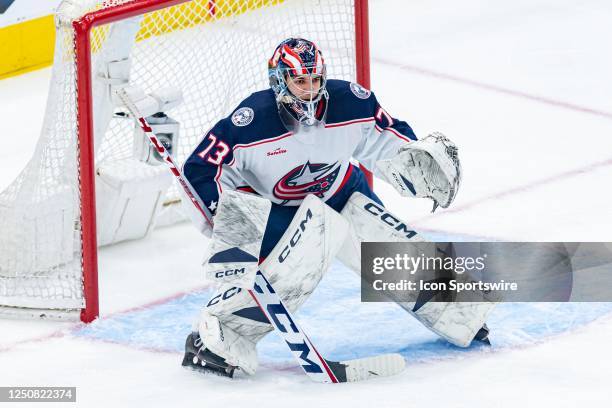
374,124,413,143
325,117,375,128
237,186,257,193
230,132,294,167
234,132,294,150
333,164,354,196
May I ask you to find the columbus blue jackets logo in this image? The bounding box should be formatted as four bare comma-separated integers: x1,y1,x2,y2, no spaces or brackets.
350,82,371,99
293,40,315,58
231,107,254,127
273,161,341,204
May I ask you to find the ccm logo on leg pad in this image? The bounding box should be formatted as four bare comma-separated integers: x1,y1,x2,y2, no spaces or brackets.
206,286,242,307
214,268,246,278
278,208,313,263
364,203,418,239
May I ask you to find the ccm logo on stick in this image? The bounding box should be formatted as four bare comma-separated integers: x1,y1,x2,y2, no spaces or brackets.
364,203,418,238
278,209,313,263
253,273,324,374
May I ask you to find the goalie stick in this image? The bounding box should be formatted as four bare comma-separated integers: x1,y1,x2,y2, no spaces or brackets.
116,88,406,383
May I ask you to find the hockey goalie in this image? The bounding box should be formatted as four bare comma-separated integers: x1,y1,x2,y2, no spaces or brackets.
179,38,494,378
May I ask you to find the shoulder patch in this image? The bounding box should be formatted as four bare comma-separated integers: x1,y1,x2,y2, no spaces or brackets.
231,107,255,127
349,82,371,99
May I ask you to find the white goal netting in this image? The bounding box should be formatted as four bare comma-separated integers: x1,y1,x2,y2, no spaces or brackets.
0,0,361,319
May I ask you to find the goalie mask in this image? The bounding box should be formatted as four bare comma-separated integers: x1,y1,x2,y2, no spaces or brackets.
268,38,328,127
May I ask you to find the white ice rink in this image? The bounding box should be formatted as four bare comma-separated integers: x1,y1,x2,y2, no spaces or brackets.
1,0,612,407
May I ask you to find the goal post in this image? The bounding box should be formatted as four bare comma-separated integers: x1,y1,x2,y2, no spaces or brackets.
0,0,370,323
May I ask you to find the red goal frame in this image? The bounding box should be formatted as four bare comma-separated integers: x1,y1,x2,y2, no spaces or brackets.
73,0,370,323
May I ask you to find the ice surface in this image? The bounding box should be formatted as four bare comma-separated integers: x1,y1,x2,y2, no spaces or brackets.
1,0,612,406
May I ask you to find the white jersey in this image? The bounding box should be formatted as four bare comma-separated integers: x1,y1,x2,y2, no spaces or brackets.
184,79,417,210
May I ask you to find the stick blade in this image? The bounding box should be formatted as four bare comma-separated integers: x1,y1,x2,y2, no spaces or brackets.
326,353,406,383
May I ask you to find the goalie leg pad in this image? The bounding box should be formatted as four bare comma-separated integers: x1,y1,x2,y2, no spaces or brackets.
337,192,495,347
337,192,425,274
202,190,271,289
400,300,495,347
199,194,349,373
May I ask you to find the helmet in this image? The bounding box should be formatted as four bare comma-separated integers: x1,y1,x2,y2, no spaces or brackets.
268,38,328,126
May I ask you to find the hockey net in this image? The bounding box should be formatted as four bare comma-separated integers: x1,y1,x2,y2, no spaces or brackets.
0,0,369,322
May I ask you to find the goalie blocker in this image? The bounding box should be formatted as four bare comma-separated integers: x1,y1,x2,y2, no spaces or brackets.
188,190,494,377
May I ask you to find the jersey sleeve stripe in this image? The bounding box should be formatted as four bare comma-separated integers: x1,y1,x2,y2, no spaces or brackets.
374,124,413,143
